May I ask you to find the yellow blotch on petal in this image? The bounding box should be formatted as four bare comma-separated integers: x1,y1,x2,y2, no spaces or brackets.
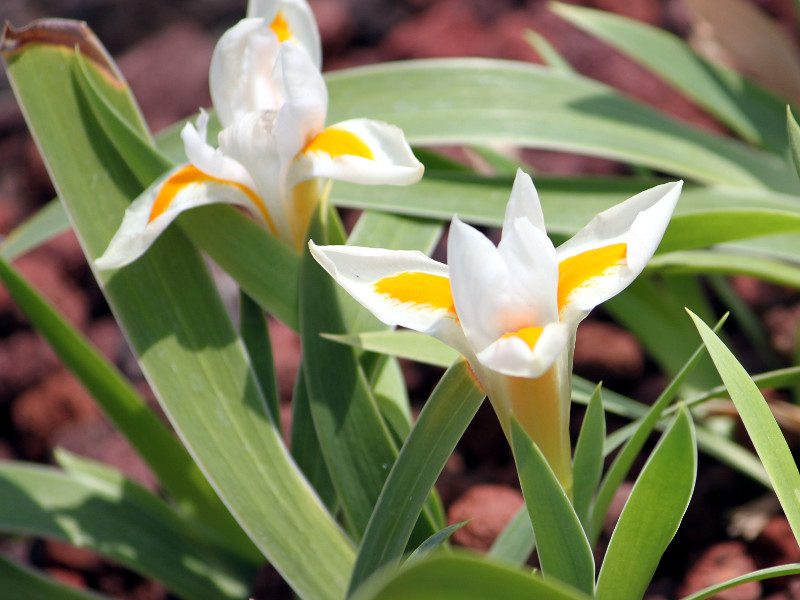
270,11,292,42
302,128,375,160
502,326,545,350
149,165,277,236
557,243,627,312
373,272,456,314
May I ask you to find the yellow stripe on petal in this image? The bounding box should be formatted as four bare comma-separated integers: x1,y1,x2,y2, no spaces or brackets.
373,272,456,314
557,243,627,312
149,165,277,236
502,326,545,350
270,11,291,42
302,128,375,160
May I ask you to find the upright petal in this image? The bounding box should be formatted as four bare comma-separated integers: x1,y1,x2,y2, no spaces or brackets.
96,164,271,269
209,18,282,127
246,0,322,68
502,169,546,235
218,111,293,244
308,242,469,353
273,43,328,163
289,118,424,187
556,180,682,326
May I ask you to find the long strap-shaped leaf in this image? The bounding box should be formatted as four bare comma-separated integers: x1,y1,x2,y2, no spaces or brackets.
325,59,797,192
689,310,800,544
0,552,110,600
347,359,485,595
551,3,789,152
351,553,592,600
511,419,595,596
0,460,251,600
596,409,697,600
2,20,354,599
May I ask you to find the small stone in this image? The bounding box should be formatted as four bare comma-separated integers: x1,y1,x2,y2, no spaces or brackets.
447,484,524,551
573,320,645,385
679,541,761,600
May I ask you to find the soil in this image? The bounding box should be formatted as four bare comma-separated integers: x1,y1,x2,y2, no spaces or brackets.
1,0,800,599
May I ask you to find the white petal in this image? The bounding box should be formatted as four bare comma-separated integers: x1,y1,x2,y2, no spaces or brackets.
273,43,328,163
502,169,546,234
181,112,254,188
209,18,282,127
96,165,265,269
308,242,469,353
447,217,512,354
289,118,424,187
556,180,682,325
497,217,560,326
247,0,322,68
477,322,569,378
218,111,294,244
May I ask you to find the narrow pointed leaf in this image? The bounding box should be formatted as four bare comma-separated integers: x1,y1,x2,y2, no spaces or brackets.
681,564,800,600
689,310,800,543
0,553,110,600
787,107,800,181
572,384,605,532
0,461,252,600
488,505,536,565
552,3,788,151
352,554,592,600
348,360,485,595
596,409,697,600
0,199,71,260
511,419,595,595
240,291,280,432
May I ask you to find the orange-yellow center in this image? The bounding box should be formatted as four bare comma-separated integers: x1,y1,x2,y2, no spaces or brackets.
373,272,456,313
557,243,627,312
302,128,375,160
502,326,545,350
149,165,277,235
270,11,291,42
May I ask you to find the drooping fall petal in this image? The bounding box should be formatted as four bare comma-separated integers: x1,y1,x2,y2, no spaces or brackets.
96,165,271,269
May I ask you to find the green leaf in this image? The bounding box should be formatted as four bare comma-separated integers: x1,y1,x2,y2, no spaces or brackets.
0,461,252,600
405,522,465,564
511,419,595,595
324,330,460,368
524,29,575,73
681,563,800,600
0,553,110,600
487,505,535,565
2,20,355,599
689,310,800,544
596,409,697,600
552,3,788,151
325,60,797,191
300,212,420,541
352,554,593,600
572,384,605,533
591,315,725,543
0,199,71,260
348,360,485,595
787,107,800,181
0,255,245,549
239,291,281,433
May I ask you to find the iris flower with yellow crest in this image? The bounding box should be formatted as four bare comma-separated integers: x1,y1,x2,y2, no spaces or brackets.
97,0,422,267
310,170,681,493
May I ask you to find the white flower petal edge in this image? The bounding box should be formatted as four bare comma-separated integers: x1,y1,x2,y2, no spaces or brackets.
246,0,321,68
181,110,254,187
308,242,468,353
556,180,683,326
96,166,264,269
290,119,425,186
209,19,282,127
